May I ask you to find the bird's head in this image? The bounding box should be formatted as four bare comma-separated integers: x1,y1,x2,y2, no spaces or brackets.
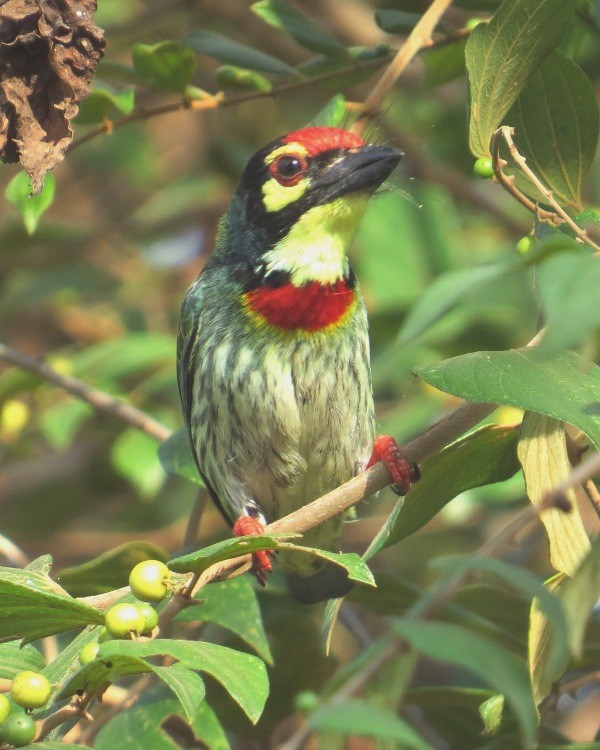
216,127,402,289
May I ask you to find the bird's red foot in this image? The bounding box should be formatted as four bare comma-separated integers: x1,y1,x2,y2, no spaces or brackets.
366,435,420,496
233,515,272,586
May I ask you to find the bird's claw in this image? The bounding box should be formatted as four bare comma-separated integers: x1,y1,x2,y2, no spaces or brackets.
366,434,420,496
233,515,273,586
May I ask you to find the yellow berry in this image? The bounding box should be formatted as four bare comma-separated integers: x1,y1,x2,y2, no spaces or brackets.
129,560,171,602
10,671,51,709
104,603,146,638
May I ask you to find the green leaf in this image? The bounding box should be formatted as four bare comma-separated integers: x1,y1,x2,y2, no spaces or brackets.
6,171,55,234
96,639,269,723
0,566,104,643
20,744,91,749
430,555,569,680
518,414,590,575
42,627,102,694
560,535,600,657
58,542,168,597
93,685,182,750
184,30,296,76
111,428,166,498
405,687,503,739
75,86,135,125
252,0,349,59
378,424,520,551
158,427,204,486
395,621,538,748
536,252,600,352
309,699,432,748
168,534,291,574
59,653,154,699
40,399,93,449
422,39,467,89
132,41,196,93
309,93,346,127
176,576,272,663
0,641,46,679
396,232,582,345
507,51,599,209
466,0,577,156
149,665,205,723
277,543,376,586
215,65,272,91
415,349,600,449
296,44,390,80
191,701,232,750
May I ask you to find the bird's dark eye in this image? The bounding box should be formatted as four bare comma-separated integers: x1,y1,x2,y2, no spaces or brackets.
270,154,307,186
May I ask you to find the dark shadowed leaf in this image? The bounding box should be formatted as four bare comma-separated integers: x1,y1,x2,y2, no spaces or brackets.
252,0,349,59
184,30,296,76
466,0,577,156
6,171,55,235
95,639,268,723
507,51,599,210
375,10,422,34
415,349,600,449
132,41,196,93
158,427,204,486
376,425,520,551
395,621,538,748
176,576,272,663
560,536,600,657
309,700,432,748
430,555,569,679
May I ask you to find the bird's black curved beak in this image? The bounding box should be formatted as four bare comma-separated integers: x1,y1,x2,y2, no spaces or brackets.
312,145,402,203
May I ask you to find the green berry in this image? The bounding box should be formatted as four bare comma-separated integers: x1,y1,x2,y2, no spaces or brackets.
293,690,320,713
1,713,36,747
465,17,485,30
104,603,146,638
0,693,10,724
473,157,494,179
129,560,171,602
79,642,100,665
137,602,159,634
516,235,535,255
10,671,51,709
98,626,112,643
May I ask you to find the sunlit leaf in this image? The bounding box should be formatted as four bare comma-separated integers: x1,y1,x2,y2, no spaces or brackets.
416,349,600,450
0,566,104,643
507,51,599,209
518,414,590,575
215,65,272,91
76,86,135,125
111,428,166,498
466,0,577,156
6,171,55,235
132,41,196,93
0,641,46,679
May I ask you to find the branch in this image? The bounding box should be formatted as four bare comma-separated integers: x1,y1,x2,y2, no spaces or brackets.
491,126,600,254
68,54,393,153
0,343,171,442
351,0,455,134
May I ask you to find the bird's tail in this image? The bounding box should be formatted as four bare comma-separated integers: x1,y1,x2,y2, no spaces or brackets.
286,562,353,604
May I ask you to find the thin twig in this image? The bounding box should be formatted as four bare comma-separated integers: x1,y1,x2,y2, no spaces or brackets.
0,532,29,567
584,480,600,521
36,703,92,741
492,127,600,254
68,54,394,153
352,0,455,134
0,343,171,442
543,449,600,514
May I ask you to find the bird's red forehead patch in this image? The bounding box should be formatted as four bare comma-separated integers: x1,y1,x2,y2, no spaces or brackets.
282,127,365,156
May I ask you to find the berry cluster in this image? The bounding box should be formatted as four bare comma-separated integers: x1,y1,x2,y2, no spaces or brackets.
0,671,51,747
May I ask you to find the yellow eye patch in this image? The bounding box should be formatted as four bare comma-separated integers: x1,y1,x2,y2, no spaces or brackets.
262,177,309,212
264,143,308,165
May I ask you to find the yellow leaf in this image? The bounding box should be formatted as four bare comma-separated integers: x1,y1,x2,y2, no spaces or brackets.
518,413,590,575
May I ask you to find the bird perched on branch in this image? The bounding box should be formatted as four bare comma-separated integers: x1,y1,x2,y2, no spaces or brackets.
178,126,419,603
